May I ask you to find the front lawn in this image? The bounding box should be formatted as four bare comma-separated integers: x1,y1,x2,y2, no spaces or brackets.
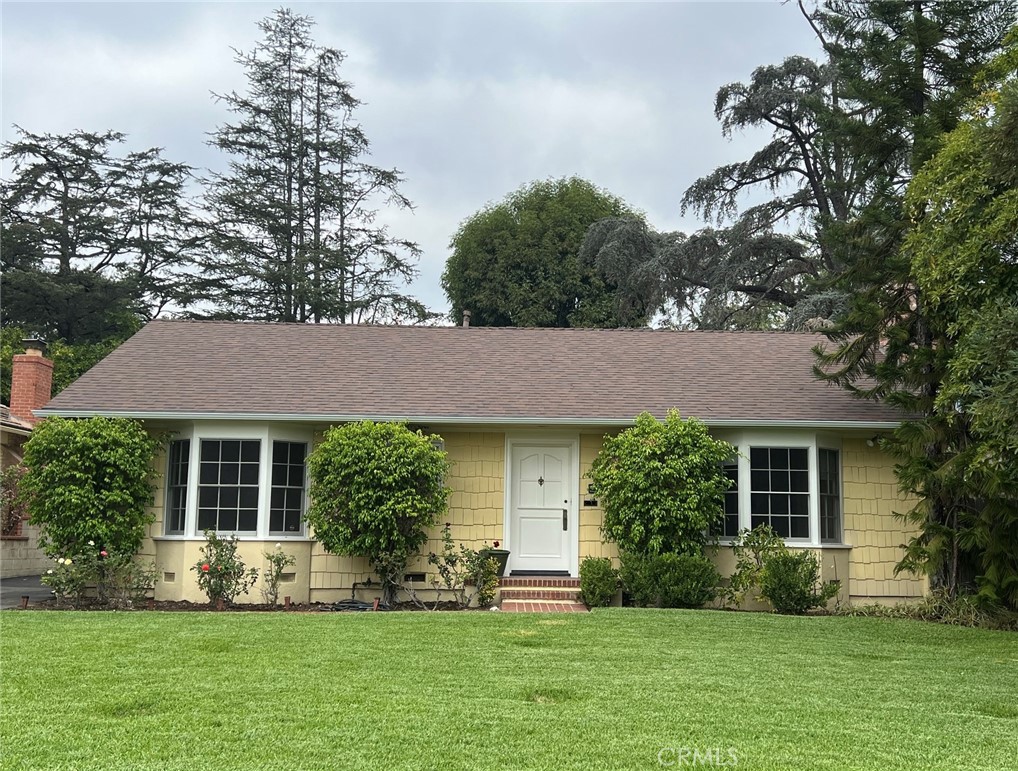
1,609,1015,770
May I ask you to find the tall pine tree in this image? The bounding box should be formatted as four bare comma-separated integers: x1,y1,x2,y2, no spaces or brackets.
196,9,428,324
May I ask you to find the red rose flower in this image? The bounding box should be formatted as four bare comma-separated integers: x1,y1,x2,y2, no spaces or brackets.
201,563,210,572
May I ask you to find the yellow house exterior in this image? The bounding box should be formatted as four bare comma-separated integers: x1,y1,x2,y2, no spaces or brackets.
130,423,924,607
42,321,926,608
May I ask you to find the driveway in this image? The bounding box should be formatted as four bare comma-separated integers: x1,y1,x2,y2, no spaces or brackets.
0,575,51,609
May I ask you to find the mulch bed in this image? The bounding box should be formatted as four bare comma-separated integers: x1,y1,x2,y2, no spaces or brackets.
13,597,487,612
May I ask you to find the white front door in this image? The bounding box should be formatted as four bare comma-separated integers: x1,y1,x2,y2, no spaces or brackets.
509,444,573,574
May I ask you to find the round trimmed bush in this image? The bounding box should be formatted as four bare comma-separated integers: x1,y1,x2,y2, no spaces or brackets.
306,421,450,605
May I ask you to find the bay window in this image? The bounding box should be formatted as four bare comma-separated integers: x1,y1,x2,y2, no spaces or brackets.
711,433,844,546
161,426,310,538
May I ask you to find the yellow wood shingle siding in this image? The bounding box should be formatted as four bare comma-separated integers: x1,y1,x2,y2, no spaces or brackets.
842,438,927,601
579,433,619,563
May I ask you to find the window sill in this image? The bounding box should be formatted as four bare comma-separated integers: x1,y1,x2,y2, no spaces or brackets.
714,540,853,550
152,535,314,542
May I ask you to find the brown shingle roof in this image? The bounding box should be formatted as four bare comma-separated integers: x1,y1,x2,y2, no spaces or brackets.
42,320,904,426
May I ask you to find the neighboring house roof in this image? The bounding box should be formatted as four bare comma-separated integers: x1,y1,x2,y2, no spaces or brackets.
0,405,34,436
41,320,905,427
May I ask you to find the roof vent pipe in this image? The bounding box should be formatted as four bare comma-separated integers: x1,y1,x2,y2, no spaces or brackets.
462,310,471,327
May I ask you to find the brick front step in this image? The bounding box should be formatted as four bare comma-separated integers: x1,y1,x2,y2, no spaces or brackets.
499,577,580,588
500,588,581,601
500,600,587,613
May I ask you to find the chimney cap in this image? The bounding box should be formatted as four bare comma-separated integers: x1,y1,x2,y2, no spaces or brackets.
21,336,47,354
462,310,472,327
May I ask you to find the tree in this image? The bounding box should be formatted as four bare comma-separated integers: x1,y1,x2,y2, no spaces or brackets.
889,48,1018,608
21,417,158,557
195,9,429,324
442,177,650,327
582,1,1014,329
815,5,1017,600
589,411,734,557
1,127,196,325
305,421,450,606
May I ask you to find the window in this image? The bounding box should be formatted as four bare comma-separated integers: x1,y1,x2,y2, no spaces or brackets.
749,447,809,539
819,448,841,543
711,459,740,538
197,440,261,532
270,441,307,534
165,439,190,534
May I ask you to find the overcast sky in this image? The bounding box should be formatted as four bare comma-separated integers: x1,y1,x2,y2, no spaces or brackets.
2,1,823,317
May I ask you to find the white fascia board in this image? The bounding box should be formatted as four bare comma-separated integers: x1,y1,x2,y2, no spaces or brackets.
37,409,902,431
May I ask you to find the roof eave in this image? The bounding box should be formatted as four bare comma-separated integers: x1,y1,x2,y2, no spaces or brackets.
36,408,902,430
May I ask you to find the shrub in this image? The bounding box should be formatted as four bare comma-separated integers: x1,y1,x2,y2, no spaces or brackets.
192,530,259,607
472,557,500,608
723,525,788,606
426,524,499,608
96,551,157,609
620,552,720,608
1,465,28,536
590,411,734,556
41,555,89,608
579,557,619,607
21,416,158,557
759,550,840,614
619,552,658,607
836,589,1018,631
656,553,721,609
40,542,156,609
262,544,297,606
306,421,451,606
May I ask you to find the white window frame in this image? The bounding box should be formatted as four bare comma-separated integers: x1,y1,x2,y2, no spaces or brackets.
158,422,313,541
816,434,844,545
163,435,191,536
711,429,846,547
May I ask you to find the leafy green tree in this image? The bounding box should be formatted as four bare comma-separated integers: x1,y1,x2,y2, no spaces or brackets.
197,9,429,324
589,411,734,556
888,49,1018,608
306,421,450,605
442,177,649,327
21,417,158,557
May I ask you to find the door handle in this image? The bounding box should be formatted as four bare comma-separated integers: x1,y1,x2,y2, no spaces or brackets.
562,509,568,531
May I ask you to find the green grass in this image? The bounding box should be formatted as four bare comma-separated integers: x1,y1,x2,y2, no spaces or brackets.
1,610,1016,770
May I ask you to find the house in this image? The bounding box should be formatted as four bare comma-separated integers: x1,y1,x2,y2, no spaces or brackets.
39,320,926,605
1,339,54,578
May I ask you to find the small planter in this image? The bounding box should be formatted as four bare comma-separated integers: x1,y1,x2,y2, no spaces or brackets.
480,548,511,577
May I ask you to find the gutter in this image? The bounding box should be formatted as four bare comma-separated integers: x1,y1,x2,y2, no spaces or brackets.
36,409,902,430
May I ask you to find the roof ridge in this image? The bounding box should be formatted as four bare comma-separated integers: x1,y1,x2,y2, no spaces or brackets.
147,319,820,335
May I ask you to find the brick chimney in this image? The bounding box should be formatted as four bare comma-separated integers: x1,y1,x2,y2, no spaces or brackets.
9,338,53,425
